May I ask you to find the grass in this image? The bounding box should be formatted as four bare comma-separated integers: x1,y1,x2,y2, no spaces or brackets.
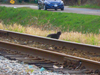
0,22,100,46
0,6,100,34
70,4,100,9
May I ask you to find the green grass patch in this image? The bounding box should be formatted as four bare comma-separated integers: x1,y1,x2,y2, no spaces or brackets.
70,4,100,9
0,6,100,34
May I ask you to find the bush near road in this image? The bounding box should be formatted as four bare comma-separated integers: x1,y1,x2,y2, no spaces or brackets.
0,6,100,34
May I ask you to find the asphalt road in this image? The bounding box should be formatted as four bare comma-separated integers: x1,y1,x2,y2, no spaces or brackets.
0,4,100,16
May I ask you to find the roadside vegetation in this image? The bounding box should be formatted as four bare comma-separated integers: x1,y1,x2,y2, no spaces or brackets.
0,22,100,46
0,6,100,34
0,6,100,46
0,0,37,4
70,4,100,9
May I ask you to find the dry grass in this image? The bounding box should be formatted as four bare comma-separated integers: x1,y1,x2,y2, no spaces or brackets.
61,32,100,45
0,22,100,46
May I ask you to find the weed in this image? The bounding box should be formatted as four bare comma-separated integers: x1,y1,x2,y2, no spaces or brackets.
0,6,100,34
0,23,100,46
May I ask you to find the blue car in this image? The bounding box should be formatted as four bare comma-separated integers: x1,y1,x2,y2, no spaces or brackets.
38,0,64,11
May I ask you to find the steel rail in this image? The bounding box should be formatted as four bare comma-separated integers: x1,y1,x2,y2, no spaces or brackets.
0,29,100,54
0,41,100,70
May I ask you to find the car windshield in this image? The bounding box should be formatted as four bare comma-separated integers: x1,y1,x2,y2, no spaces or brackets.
45,0,61,1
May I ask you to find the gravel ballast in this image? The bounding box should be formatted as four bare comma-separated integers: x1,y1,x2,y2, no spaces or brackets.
0,56,65,75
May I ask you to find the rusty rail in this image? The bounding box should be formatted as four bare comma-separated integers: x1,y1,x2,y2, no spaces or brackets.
0,29,100,54
0,41,100,70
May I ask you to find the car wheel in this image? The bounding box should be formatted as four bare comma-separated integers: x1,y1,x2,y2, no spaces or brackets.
61,8,64,11
44,5,47,10
38,5,41,10
55,8,57,11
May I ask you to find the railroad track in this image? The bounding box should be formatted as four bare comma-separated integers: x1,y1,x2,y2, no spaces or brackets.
0,29,100,61
0,29,100,74
0,41,100,74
